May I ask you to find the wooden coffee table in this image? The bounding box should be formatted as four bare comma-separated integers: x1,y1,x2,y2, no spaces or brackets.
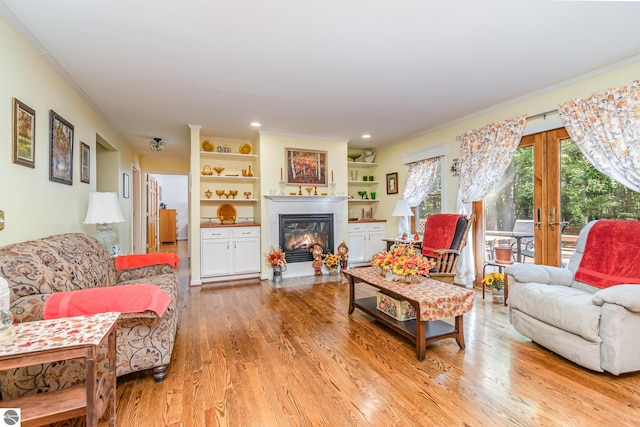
0,312,119,427
342,267,474,361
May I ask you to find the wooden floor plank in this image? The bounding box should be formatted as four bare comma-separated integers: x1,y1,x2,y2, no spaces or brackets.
99,241,640,426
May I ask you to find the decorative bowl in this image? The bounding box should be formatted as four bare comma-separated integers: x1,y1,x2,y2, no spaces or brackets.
357,190,367,199
289,192,297,195
348,153,362,162
229,190,238,199
213,166,224,176
215,190,225,199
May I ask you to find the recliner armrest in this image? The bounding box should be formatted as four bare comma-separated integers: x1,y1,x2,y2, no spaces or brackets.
505,263,573,286
592,285,640,312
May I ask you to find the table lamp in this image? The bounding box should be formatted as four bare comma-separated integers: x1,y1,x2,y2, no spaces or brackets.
391,199,414,237
84,192,124,255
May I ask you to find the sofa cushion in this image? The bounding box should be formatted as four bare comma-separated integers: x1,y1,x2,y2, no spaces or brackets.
509,282,601,342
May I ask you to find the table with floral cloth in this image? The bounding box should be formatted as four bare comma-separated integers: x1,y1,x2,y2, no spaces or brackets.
343,267,474,361
0,312,119,426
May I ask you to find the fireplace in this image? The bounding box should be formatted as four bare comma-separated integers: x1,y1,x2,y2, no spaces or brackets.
279,214,334,263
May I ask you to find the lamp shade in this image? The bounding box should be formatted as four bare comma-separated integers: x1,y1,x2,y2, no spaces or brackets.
391,200,414,217
84,192,124,224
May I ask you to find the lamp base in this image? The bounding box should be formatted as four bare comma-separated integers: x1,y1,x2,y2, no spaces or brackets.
94,223,116,255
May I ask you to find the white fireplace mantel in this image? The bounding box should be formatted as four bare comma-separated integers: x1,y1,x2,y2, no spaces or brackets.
265,195,347,279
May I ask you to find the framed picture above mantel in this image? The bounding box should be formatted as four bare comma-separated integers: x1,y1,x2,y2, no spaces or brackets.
285,148,328,186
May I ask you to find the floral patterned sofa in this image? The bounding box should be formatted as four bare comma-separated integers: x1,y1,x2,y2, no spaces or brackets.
0,232,180,401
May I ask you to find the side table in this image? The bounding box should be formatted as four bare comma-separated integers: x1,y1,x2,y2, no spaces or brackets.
0,312,119,427
482,261,511,305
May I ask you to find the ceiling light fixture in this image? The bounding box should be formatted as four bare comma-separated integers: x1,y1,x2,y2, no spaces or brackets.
250,122,261,127
150,137,165,152
362,134,371,139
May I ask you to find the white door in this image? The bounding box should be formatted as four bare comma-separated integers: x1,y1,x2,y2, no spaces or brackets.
366,226,386,260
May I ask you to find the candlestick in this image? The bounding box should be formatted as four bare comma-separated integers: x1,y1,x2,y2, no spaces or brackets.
331,170,334,182
280,168,283,180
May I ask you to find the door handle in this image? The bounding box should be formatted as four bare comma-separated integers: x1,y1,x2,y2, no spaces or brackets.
548,207,563,231
535,208,542,230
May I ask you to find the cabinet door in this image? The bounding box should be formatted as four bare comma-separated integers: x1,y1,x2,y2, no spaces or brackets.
366,227,386,260
201,238,232,277
233,237,260,274
348,229,367,264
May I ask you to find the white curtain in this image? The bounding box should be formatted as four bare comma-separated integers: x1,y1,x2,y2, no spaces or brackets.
402,157,441,207
558,80,640,192
455,115,528,286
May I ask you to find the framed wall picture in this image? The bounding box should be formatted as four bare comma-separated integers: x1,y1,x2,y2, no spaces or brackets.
80,142,90,183
49,110,74,185
285,148,327,186
123,172,130,198
387,172,398,194
12,98,36,168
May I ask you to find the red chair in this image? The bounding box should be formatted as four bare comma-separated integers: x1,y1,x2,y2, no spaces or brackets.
421,213,475,284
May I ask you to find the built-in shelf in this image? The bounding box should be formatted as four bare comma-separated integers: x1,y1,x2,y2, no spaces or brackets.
348,162,379,168
264,195,348,202
348,180,380,186
200,176,258,182
348,199,379,203
200,151,258,160
201,198,259,203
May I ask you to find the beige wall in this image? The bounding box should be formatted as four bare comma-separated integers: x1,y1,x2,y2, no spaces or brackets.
374,60,640,233
0,16,139,249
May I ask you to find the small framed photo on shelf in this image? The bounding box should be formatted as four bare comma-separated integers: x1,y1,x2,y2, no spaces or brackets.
13,98,36,168
285,148,327,186
80,142,90,183
49,110,74,185
387,172,398,194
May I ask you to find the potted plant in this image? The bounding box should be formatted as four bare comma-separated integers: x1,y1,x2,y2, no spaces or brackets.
482,272,505,303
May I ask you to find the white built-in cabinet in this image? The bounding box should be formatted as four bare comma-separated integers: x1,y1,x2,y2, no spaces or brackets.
348,221,386,267
201,226,260,281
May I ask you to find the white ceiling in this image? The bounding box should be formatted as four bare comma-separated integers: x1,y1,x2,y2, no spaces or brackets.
3,1,640,159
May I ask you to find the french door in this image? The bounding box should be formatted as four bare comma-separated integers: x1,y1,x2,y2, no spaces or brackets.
474,128,567,283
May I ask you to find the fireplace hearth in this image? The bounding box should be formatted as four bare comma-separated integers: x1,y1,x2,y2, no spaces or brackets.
279,214,334,263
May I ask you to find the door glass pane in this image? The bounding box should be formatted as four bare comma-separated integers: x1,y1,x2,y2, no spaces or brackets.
484,145,534,263
560,138,640,265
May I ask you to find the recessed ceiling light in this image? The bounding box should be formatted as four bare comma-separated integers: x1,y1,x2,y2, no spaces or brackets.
362,134,371,139
250,122,261,127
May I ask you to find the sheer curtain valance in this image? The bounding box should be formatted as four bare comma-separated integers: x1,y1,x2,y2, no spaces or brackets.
455,114,528,286
558,80,640,192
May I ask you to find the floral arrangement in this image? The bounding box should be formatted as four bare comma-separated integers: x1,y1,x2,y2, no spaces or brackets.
265,245,287,268
482,272,504,290
371,243,435,281
323,253,340,269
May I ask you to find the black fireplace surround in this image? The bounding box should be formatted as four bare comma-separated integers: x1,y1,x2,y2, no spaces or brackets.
279,214,334,263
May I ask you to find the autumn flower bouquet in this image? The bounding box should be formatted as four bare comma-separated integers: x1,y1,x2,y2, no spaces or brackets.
371,243,435,283
265,245,287,268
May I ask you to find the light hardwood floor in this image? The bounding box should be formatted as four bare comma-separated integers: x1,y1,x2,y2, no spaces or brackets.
105,241,640,426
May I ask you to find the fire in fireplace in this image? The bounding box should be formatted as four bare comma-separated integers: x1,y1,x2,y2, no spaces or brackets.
279,214,334,263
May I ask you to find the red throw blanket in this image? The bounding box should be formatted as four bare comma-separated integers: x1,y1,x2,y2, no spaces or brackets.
575,220,640,289
115,253,179,270
43,284,171,319
421,214,465,258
